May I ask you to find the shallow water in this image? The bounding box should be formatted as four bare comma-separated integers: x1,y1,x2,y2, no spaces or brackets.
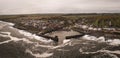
46,30,80,44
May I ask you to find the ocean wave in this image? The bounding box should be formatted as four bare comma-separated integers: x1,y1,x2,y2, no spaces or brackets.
82,35,120,46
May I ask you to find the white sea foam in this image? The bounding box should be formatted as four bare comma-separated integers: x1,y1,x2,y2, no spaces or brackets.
81,25,88,29
0,40,12,45
82,35,120,45
97,36,105,42
35,44,53,48
0,31,33,44
35,43,69,50
82,35,105,42
99,50,120,54
0,20,53,43
63,39,71,44
0,21,15,26
18,30,53,43
37,43,68,49
26,49,53,58
84,50,120,58
80,48,120,56
88,27,94,30
107,39,120,45
79,24,116,31
103,28,116,31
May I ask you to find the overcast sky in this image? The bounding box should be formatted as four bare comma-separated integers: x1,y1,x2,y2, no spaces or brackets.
0,0,120,15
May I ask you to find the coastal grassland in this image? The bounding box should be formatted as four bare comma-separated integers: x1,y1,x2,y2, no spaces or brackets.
0,13,120,30
62,14,120,28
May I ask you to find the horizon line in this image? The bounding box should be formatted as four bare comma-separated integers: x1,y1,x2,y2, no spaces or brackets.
0,13,120,16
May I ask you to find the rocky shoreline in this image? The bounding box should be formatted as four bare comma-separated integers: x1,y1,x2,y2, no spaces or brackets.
0,14,120,58
0,16,120,40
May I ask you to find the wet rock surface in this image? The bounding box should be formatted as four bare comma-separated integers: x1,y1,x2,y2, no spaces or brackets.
0,41,35,58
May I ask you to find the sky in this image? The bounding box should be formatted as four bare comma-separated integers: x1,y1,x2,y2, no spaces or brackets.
0,0,120,15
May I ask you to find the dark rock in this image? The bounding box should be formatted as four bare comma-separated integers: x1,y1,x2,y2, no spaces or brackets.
38,35,59,42
65,34,85,39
